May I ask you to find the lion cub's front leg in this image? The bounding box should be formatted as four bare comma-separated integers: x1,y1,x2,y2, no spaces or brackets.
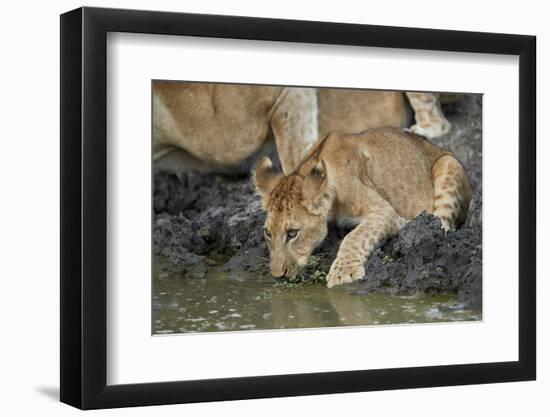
327,205,405,288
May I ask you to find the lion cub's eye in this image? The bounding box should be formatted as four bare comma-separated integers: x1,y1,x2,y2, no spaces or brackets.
286,229,299,241
264,228,272,240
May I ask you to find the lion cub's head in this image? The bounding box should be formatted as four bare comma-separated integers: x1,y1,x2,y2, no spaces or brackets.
254,156,333,278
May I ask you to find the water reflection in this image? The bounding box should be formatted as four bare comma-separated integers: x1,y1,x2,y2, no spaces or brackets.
153,263,481,334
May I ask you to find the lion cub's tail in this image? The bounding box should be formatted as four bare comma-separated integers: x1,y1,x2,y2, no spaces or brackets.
431,155,472,231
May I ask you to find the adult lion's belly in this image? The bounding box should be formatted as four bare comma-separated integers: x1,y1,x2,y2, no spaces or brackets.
153,82,280,167
318,89,410,137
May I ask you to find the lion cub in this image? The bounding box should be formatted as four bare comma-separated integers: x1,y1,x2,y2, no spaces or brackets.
255,127,472,288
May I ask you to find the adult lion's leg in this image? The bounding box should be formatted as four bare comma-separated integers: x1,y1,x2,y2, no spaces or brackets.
270,88,319,175
326,200,406,288
431,155,472,231
405,92,451,139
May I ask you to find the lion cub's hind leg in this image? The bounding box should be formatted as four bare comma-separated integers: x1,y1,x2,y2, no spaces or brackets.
431,155,472,231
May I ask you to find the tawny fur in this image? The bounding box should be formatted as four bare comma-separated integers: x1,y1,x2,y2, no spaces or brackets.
406,92,453,139
255,127,472,288
153,82,452,175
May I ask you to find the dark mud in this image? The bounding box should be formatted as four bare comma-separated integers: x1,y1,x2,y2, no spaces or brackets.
153,95,482,310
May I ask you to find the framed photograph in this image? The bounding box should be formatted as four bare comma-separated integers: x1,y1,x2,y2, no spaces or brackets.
60,6,536,410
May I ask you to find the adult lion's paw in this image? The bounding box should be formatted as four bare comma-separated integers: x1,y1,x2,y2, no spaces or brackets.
326,260,365,288
406,119,451,140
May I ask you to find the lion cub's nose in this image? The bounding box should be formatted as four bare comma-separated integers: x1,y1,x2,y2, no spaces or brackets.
270,265,287,278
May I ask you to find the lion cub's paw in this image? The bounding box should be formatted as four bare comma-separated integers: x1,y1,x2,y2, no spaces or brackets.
326,260,365,288
406,119,451,140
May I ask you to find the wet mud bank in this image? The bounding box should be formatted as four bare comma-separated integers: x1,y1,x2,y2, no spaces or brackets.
153,96,483,310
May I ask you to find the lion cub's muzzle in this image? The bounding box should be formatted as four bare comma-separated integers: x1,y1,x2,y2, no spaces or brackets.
270,254,297,278
270,262,289,279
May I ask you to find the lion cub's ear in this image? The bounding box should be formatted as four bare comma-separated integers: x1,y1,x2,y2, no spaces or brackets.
303,159,331,215
254,156,282,207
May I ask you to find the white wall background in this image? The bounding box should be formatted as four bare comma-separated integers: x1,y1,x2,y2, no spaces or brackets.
0,0,545,415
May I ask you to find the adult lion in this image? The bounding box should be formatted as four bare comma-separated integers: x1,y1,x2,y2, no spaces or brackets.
153,81,452,175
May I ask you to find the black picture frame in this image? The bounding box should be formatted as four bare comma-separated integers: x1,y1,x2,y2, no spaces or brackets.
60,6,536,410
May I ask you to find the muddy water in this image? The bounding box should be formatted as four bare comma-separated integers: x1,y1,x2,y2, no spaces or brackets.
153,262,481,335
